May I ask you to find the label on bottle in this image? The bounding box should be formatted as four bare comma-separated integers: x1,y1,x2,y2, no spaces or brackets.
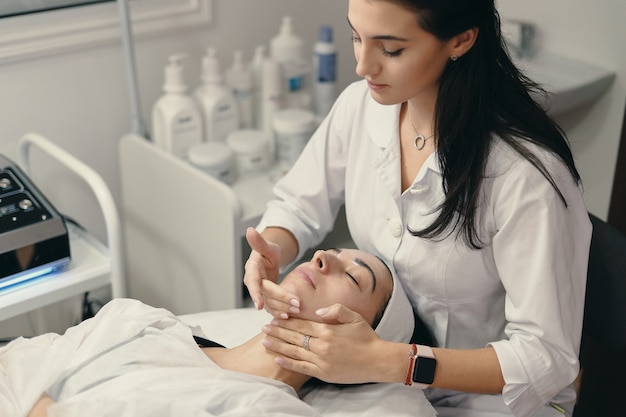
171,109,202,158
315,53,337,82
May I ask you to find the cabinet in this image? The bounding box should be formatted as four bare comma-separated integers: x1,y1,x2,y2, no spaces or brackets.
120,133,352,315
0,133,125,322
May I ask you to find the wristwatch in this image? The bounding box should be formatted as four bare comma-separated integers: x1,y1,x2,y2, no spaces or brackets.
411,345,437,388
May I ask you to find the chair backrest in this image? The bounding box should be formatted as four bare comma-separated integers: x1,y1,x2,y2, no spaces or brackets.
583,213,626,350
574,214,626,416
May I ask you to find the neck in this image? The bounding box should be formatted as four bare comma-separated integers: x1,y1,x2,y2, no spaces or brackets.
405,95,437,136
202,333,310,391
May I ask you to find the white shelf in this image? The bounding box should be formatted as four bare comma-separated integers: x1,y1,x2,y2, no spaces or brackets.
0,133,122,324
0,223,111,322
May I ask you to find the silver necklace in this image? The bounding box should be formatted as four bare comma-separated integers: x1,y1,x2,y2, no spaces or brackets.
407,104,434,151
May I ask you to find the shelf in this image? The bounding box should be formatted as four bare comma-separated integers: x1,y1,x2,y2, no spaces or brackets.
0,222,111,322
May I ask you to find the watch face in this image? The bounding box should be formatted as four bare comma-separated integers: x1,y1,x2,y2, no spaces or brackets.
413,356,437,384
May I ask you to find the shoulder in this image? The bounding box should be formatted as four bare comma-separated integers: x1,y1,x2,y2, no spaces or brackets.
483,136,586,219
486,136,577,189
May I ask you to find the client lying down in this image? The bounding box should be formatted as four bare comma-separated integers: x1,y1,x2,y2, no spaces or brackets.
1,248,418,417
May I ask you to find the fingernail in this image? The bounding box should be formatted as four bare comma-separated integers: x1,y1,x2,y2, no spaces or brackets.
289,306,300,313
290,298,300,308
316,307,329,316
280,313,289,319
262,339,272,348
253,301,259,310
271,319,279,326
262,325,272,334
275,357,286,366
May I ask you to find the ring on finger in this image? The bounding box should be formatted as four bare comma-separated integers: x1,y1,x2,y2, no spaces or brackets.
302,334,311,351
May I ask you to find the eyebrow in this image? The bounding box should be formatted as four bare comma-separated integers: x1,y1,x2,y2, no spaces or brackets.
329,248,377,292
346,17,410,42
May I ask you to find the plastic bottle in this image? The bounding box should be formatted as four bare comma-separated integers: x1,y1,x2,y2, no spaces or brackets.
250,45,266,130
313,25,337,118
194,47,240,142
261,57,283,158
270,16,311,109
226,50,254,129
151,53,203,158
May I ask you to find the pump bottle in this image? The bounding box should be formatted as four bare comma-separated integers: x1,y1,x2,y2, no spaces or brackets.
313,25,337,118
250,45,266,130
194,48,239,142
151,53,203,158
226,50,254,129
270,16,311,109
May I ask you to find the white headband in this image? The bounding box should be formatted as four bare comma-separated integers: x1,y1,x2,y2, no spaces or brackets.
374,270,414,343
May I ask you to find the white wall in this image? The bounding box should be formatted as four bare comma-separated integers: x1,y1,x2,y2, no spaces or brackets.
497,0,626,218
0,0,623,336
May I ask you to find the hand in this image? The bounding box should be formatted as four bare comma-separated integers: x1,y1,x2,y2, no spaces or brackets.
244,227,299,316
261,304,386,384
260,279,301,319
28,394,55,417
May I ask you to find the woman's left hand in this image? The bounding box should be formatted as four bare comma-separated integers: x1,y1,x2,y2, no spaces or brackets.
261,303,387,384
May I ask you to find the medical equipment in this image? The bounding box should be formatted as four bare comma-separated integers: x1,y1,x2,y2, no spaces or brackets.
0,154,70,290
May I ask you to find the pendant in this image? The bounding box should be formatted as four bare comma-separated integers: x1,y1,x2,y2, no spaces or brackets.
413,134,426,151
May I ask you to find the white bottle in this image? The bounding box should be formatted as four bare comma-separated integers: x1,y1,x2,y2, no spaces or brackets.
226,50,254,129
195,47,240,142
250,45,266,130
270,16,311,109
313,25,337,118
151,53,203,158
261,57,283,157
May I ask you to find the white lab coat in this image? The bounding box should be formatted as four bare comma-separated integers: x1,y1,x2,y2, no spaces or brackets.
258,80,592,417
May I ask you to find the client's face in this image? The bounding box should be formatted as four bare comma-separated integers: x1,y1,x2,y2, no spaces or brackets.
280,248,392,325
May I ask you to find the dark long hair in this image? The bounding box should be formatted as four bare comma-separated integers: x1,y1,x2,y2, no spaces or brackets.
395,0,581,249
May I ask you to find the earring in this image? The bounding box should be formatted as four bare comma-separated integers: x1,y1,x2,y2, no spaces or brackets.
450,54,459,62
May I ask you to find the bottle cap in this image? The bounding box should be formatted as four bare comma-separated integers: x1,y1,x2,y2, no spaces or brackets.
201,48,222,85
164,53,189,94
270,16,304,63
227,129,270,154
319,25,333,43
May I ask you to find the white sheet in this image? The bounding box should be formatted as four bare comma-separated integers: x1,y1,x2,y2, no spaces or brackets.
0,299,435,417
180,307,437,417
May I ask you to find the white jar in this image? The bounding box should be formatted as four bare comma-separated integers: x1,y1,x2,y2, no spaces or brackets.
226,129,271,177
272,108,316,170
187,142,235,184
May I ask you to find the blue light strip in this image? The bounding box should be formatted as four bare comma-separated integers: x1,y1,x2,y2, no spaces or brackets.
0,259,69,292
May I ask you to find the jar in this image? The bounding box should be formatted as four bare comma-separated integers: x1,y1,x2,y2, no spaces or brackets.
272,108,316,170
187,142,235,184
226,129,271,177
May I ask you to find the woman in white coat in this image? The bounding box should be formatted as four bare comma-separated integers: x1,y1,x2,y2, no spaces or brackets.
244,1,592,416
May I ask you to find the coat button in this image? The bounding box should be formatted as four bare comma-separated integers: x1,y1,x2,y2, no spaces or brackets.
389,219,403,237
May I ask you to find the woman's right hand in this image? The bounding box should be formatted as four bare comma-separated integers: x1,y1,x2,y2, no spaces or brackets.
244,228,300,317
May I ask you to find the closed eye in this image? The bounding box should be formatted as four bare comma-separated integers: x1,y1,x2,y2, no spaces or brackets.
346,272,360,287
382,47,404,57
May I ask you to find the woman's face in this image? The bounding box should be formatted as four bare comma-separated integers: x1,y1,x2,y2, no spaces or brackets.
347,0,453,105
280,248,392,325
